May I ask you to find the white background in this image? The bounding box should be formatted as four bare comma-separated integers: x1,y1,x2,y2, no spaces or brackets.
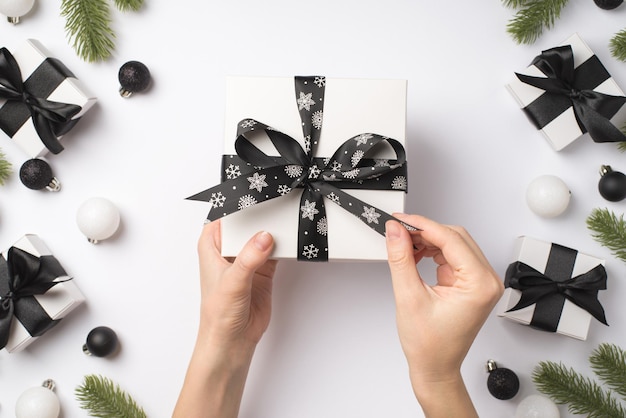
1,1,626,417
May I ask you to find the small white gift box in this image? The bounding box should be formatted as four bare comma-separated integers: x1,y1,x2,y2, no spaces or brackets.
498,236,607,341
0,39,97,157
506,33,626,151
0,234,85,352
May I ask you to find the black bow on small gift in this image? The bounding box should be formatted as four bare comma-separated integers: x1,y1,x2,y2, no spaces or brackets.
0,46,82,154
505,260,608,327
516,44,626,144
0,246,69,350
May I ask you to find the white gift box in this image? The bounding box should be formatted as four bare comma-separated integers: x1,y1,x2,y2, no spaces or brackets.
0,39,97,158
506,33,626,151
218,76,407,261
1,234,85,352
498,236,606,341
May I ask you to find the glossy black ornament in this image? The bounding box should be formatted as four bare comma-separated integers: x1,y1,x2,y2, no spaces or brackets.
594,0,623,9
486,360,519,400
118,61,151,97
598,165,626,202
19,159,60,191
83,326,119,357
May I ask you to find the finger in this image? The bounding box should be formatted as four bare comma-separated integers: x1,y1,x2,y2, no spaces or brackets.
198,220,225,266
393,213,484,272
385,220,427,302
226,231,275,287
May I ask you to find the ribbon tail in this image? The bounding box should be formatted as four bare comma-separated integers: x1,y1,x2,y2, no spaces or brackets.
506,285,558,312
313,182,416,237
564,290,608,325
572,100,626,143
0,301,14,350
187,165,299,222
31,113,64,154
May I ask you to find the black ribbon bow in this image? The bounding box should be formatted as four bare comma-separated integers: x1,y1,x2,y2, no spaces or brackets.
505,260,608,327
188,76,414,261
0,246,69,350
0,46,82,154
516,44,626,144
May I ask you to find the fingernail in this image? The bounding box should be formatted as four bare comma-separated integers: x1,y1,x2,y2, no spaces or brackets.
254,231,273,251
385,221,401,240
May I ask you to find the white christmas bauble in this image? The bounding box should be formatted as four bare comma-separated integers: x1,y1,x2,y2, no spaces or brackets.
15,386,60,418
76,197,121,243
0,0,35,18
526,175,571,218
515,394,560,418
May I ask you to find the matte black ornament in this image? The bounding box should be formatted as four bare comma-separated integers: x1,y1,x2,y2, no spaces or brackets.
598,165,626,202
83,326,119,357
486,360,519,400
19,159,60,191
118,61,151,97
594,0,623,9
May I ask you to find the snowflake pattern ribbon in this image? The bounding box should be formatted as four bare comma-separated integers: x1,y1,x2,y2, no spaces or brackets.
188,76,414,261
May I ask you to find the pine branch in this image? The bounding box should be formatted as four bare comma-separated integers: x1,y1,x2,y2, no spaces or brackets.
532,361,626,417
610,28,626,62
590,343,626,399
587,208,626,263
61,0,115,62
502,0,533,8
506,0,570,44
75,374,146,418
0,148,12,185
113,0,144,12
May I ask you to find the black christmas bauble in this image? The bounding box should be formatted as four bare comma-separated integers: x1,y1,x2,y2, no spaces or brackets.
19,159,59,191
594,0,623,9
599,165,626,202
83,326,119,357
486,361,519,400
118,61,151,97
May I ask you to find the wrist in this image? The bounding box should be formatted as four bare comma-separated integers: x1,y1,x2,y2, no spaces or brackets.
409,370,478,418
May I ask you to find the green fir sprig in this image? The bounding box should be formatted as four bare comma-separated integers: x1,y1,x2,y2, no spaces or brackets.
0,148,11,185
590,343,626,398
503,0,571,45
75,374,147,418
610,29,626,62
533,354,626,417
586,208,626,264
61,0,144,62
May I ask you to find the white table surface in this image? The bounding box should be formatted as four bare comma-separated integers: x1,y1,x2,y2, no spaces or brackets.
2,0,626,417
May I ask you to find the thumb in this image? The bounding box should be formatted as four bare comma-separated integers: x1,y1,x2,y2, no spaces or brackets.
385,220,425,300
227,231,274,286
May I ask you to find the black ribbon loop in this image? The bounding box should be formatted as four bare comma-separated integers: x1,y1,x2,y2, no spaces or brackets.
188,76,414,261
505,260,608,326
0,47,82,154
0,246,69,350
516,44,626,144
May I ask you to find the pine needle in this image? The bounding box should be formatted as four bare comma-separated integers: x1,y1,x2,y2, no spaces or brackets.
61,0,116,62
0,148,12,185
532,361,626,417
506,0,571,44
610,29,626,62
586,208,626,263
75,374,147,418
590,343,626,399
113,0,144,12
502,0,533,8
